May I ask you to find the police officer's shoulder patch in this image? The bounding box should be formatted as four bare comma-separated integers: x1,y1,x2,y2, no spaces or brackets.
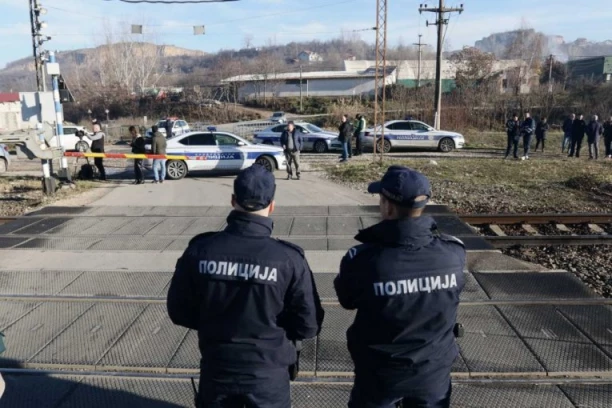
345,243,370,260
187,231,218,247
438,233,465,247
275,238,305,257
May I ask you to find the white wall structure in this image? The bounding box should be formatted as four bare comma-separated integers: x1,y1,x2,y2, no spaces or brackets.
1,92,57,131
223,68,397,100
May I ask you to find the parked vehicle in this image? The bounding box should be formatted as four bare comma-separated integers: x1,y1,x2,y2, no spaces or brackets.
253,122,342,153
363,120,465,153
145,118,190,138
48,125,92,152
269,112,287,124
144,131,287,180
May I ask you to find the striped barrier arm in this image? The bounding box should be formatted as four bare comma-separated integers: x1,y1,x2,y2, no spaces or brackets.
63,152,208,161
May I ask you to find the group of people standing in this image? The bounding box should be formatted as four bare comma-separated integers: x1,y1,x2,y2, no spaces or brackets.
129,125,167,184
505,112,612,160
338,114,367,162
562,114,612,159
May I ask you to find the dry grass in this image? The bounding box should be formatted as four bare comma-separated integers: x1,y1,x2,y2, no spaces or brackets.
0,176,98,217
462,131,565,149
324,158,612,214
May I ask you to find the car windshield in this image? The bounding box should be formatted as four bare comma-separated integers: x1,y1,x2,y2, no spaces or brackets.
272,112,283,117
305,124,323,133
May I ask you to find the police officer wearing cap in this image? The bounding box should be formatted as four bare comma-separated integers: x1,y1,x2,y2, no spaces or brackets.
334,165,466,408
167,164,324,408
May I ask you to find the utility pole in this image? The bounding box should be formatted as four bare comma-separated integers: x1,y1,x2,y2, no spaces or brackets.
548,54,554,93
413,34,428,88
299,65,303,113
373,0,388,162
419,1,463,129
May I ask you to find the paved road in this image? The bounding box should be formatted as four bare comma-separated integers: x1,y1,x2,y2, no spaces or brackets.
0,173,611,407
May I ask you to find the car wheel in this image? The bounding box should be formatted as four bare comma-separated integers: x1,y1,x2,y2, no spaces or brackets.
376,139,392,154
0,158,6,173
255,155,275,172
438,137,455,152
166,160,188,180
313,140,328,153
75,141,89,152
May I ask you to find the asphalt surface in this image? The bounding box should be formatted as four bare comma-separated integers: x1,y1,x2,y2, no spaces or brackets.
0,172,611,407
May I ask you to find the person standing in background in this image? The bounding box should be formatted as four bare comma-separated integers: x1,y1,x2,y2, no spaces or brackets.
338,114,353,163
569,114,587,158
586,115,603,160
520,112,535,160
504,113,520,160
603,116,612,159
165,118,174,138
151,125,167,184
562,113,575,153
280,121,302,180
353,114,366,156
89,123,106,181
534,117,549,153
129,126,146,184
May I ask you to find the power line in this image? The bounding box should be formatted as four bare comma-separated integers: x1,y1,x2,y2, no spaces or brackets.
110,0,238,3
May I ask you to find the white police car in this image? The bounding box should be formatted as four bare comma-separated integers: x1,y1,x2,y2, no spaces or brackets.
253,122,342,153
363,120,465,153
146,131,286,180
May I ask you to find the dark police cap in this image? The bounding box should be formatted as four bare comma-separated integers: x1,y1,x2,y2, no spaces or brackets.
234,164,276,211
367,165,431,208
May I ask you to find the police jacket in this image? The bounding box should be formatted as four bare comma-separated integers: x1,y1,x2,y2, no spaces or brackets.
334,216,465,373
506,120,520,137
521,117,535,136
572,119,586,137
280,129,303,151
167,211,323,375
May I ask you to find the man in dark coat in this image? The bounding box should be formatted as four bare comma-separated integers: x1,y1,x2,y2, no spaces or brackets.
586,115,604,160
165,118,174,138
535,117,550,152
569,114,587,158
520,112,535,159
338,114,354,162
167,164,323,408
504,113,520,159
603,116,612,159
129,125,146,184
335,165,465,408
562,113,575,153
280,121,303,180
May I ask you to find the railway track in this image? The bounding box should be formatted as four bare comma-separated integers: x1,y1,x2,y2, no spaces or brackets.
461,213,612,247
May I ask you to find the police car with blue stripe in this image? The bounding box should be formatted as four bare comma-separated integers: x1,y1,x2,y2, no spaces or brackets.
147,131,286,180
253,122,342,153
363,120,465,153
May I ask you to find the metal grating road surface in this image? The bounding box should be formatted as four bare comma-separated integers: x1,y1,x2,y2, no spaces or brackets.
451,383,575,408
60,271,171,297
0,270,82,296
474,272,600,299
0,237,28,248
29,303,146,367
98,304,189,370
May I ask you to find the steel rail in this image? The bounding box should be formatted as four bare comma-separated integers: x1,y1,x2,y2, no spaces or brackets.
486,235,612,247
461,213,612,225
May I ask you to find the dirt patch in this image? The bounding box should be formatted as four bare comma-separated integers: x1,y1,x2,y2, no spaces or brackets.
0,176,98,217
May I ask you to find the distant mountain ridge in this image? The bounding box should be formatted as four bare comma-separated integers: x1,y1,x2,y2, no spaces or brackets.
474,29,612,60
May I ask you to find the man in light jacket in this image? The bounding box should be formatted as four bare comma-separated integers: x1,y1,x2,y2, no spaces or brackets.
151,125,167,183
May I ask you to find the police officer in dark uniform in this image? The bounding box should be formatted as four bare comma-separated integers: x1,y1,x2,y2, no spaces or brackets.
334,165,466,408
504,113,520,159
167,164,324,408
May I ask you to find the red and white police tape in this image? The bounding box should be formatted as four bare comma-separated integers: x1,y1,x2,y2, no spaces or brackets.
63,152,209,161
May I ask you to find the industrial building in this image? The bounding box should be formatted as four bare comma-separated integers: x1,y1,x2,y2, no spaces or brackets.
567,56,612,83
222,67,397,101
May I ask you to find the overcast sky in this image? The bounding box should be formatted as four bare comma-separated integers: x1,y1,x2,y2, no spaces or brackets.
0,0,611,67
